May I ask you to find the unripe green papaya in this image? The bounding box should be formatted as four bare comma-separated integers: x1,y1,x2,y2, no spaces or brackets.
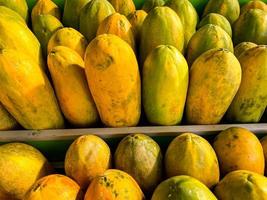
79,0,115,42
0,0,28,21
108,0,135,16
142,0,167,12
140,6,184,65
226,45,267,123
142,45,188,125
234,41,257,58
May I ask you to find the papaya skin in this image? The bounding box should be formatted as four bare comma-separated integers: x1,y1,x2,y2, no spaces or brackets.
260,136,267,175
0,103,18,131
0,6,26,25
234,41,257,58
241,0,267,14
226,45,267,123
213,127,265,176
108,0,136,16
0,0,28,21
47,46,99,127
186,48,241,125
84,34,141,127
142,0,167,12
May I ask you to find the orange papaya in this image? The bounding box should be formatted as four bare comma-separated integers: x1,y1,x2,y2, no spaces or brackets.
108,0,135,16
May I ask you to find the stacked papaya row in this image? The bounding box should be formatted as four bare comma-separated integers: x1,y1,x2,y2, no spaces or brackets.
0,0,266,130
1,127,267,199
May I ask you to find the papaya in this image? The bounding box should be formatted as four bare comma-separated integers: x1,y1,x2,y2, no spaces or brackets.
198,13,232,37
84,169,144,200
0,143,52,200
127,10,147,44
187,24,234,66
166,0,199,48
108,0,136,16
0,13,46,71
142,45,188,125
0,6,26,25
215,170,267,200
84,34,141,127
31,0,61,24
114,134,162,192
79,0,115,42
0,0,28,21
47,27,88,58
233,9,267,45
24,174,83,200
241,0,267,14
32,14,63,56
186,48,241,125
151,175,217,200
260,136,267,174
213,127,265,176
234,41,257,58
226,46,267,123
65,135,111,190
165,133,220,188
97,13,136,51
0,49,64,130
63,0,91,29
0,104,18,131
140,6,184,65
203,0,240,24
142,0,167,12
47,46,99,127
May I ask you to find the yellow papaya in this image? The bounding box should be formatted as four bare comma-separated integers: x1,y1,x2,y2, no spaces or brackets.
226,45,267,123
47,27,88,58
31,0,61,24
234,41,257,58
0,0,28,21
108,0,136,16
32,14,63,56
84,34,141,127
97,13,136,51
142,45,188,125
0,48,64,130
0,103,18,131
0,6,26,25
241,0,267,14
186,48,241,125
79,0,115,42
47,46,99,127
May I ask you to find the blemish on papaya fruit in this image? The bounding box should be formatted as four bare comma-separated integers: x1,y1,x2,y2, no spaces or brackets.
96,55,114,70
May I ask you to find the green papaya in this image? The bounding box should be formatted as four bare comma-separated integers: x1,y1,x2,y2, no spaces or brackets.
140,6,184,65
0,104,18,131
233,9,267,45
234,42,257,58
63,0,91,29
0,0,28,21
142,45,188,125
226,45,267,123
203,0,240,24
241,0,267,14
166,0,199,48
32,14,63,56
142,0,168,12
198,13,232,37
79,0,115,42
108,0,135,16
187,24,233,66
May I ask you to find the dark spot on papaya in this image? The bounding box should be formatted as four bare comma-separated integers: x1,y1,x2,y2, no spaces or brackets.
96,55,114,70
233,135,239,139
226,143,231,148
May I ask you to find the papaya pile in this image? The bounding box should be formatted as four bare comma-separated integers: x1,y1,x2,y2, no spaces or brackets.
1,126,267,199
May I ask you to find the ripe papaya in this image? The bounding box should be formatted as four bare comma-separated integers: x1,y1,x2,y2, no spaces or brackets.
47,27,88,58
234,41,257,58
226,46,267,123
47,46,99,127
203,0,240,24
0,49,64,130
186,48,241,125
63,0,91,29
32,14,63,56
0,104,18,131
241,0,267,14
84,169,144,200
260,136,267,174
187,24,234,66
0,0,28,21
0,6,26,25
79,0,115,42
213,127,265,176
31,0,61,24
198,13,232,37
140,6,184,65
115,134,163,192
233,9,267,45
142,45,188,125
142,0,167,12
84,34,141,127
166,0,199,48
97,13,136,51
215,170,267,200
108,0,135,16
152,175,217,200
